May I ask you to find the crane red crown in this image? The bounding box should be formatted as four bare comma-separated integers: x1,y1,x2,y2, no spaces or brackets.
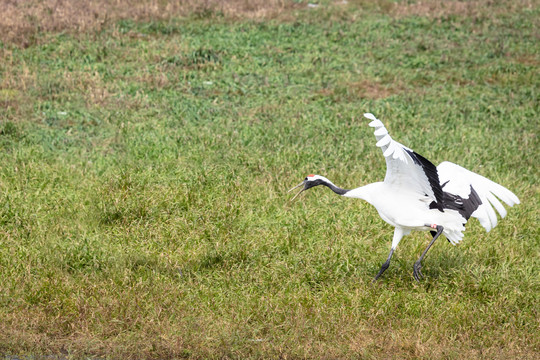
307,174,315,178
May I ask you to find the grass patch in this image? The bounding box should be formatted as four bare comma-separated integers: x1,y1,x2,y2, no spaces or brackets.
0,0,538,359
0,0,303,47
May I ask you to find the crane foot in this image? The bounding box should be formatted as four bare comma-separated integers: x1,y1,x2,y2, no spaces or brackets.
413,261,423,281
372,248,395,283
372,261,390,283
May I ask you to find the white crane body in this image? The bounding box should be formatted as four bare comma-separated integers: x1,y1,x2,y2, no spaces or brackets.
289,113,520,281
345,182,464,235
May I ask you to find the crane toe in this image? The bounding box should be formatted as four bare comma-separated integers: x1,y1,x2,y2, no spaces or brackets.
413,261,423,281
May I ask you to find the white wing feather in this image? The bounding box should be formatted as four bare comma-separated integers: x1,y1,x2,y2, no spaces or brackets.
437,161,520,232
364,113,436,202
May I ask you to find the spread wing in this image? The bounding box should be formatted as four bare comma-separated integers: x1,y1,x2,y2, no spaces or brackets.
437,161,520,232
364,113,444,209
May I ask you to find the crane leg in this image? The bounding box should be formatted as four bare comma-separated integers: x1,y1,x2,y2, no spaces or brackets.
413,224,444,281
372,248,394,282
372,228,404,282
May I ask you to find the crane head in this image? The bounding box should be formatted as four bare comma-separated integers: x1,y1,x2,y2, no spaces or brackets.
288,174,328,201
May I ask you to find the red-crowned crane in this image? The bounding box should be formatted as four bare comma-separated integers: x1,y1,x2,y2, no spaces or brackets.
288,113,520,281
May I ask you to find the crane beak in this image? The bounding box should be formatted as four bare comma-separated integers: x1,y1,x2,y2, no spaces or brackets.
288,181,306,201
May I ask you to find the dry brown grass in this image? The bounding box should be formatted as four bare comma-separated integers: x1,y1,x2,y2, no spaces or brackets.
390,0,537,18
347,325,540,360
3,0,537,47
0,49,37,121
0,0,301,47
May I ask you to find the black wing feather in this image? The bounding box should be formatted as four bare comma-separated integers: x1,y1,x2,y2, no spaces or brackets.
405,149,444,211
440,184,482,220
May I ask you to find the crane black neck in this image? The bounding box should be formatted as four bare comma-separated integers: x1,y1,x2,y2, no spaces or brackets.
317,179,349,196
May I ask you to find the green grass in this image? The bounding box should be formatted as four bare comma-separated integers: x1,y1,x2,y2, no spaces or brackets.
0,1,539,359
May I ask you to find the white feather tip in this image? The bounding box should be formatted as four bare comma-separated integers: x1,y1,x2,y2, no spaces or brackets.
363,113,377,121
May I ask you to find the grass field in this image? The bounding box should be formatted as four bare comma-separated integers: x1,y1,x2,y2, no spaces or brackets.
0,0,538,359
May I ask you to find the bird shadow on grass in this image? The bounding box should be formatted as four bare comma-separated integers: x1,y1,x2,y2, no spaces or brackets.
367,248,473,288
